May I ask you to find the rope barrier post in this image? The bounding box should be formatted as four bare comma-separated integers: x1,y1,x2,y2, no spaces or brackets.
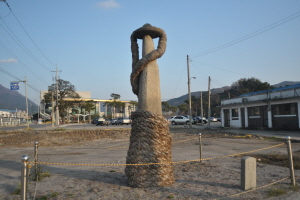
286,136,296,186
34,141,39,180
21,155,29,200
199,133,202,163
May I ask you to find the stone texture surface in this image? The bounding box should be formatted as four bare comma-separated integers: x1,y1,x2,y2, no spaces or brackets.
138,35,162,115
241,156,257,190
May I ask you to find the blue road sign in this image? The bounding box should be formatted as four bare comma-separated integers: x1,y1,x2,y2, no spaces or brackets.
10,82,19,90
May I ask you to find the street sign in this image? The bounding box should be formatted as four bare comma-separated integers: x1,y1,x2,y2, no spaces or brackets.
10,82,19,90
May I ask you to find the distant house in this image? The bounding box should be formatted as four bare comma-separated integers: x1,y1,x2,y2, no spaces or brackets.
220,84,300,130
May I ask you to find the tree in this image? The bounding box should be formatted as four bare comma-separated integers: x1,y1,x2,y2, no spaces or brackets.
169,106,178,113
115,101,126,116
177,104,188,115
104,93,123,118
81,101,96,123
161,101,170,112
231,77,273,94
103,101,114,118
128,101,138,116
110,93,120,100
44,79,80,124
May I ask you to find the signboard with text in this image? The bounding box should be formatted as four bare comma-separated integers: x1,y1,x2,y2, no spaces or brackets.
10,82,20,90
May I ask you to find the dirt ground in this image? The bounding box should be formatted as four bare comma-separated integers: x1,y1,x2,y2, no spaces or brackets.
0,128,299,200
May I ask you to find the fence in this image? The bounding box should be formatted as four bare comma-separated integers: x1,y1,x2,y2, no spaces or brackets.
20,135,296,200
0,117,28,126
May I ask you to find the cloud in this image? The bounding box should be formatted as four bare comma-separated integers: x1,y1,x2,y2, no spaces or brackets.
96,0,120,9
0,58,18,63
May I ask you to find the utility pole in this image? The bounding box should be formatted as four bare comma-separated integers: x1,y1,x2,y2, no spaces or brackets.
55,66,59,126
51,92,54,127
51,66,61,126
38,91,41,124
10,78,29,128
187,55,192,129
207,76,211,129
24,76,29,128
200,91,203,124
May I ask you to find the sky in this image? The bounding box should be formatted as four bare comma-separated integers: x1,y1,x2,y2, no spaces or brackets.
0,0,299,106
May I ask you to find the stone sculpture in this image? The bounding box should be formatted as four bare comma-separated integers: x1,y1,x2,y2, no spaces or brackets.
125,24,175,187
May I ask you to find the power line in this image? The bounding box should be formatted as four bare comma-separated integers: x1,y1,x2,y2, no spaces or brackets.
191,60,277,86
190,10,300,58
0,66,41,93
10,9,56,68
0,1,55,71
0,21,53,71
0,39,51,85
192,60,248,77
171,64,186,99
0,0,11,18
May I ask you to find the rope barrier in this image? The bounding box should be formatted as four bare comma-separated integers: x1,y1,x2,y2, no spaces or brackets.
214,177,289,200
28,143,285,167
106,137,199,149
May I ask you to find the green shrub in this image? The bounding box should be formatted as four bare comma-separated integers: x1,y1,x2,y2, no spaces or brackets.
31,164,51,181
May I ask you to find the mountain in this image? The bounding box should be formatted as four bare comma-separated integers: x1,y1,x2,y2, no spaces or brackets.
272,81,300,88
0,84,38,113
167,86,230,106
167,81,300,106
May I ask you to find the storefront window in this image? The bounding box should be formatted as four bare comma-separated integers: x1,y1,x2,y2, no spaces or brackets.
232,108,239,120
248,107,260,116
274,103,297,116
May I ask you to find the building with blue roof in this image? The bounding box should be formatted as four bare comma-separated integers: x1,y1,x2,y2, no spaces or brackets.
220,84,300,130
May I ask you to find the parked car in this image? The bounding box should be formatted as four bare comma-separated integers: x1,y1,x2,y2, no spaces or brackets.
92,117,99,124
216,117,221,122
116,117,131,125
167,116,175,122
110,119,117,125
193,116,207,124
170,116,193,125
96,118,110,126
210,117,217,122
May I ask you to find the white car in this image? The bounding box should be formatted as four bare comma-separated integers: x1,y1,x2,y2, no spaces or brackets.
116,117,131,125
171,116,193,125
167,116,175,122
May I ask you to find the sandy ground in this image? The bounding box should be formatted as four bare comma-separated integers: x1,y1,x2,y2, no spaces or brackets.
0,128,299,200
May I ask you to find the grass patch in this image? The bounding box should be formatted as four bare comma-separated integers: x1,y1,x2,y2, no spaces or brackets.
266,184,298,197
290,184,299,192
50,192,59,197
267,187,288,197
12,184,21,195
37,195,48,200
167,195,175,198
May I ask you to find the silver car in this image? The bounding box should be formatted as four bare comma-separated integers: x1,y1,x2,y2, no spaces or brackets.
171,116,193,125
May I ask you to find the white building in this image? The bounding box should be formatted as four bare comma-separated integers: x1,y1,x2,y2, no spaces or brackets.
220,84,300,130
40,90,137,119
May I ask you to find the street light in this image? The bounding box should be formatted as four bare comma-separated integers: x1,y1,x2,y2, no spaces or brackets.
188,77,196,128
